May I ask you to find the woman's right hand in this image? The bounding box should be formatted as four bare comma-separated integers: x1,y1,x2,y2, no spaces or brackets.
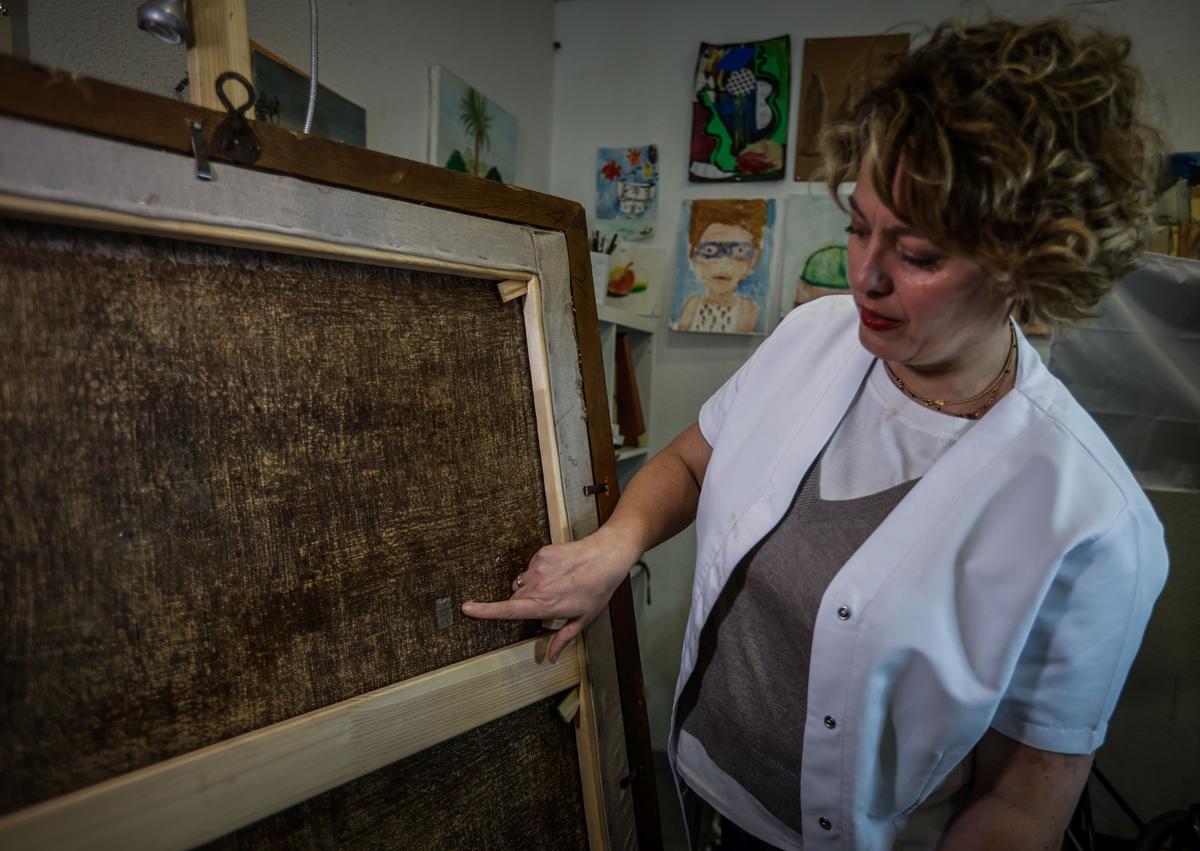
461,525,641,662
463,423,713,662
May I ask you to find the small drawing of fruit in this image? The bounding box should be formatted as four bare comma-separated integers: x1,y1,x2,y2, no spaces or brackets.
608,263,637,296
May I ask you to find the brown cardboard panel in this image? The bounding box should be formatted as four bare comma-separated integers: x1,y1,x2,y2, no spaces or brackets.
794,33,910,181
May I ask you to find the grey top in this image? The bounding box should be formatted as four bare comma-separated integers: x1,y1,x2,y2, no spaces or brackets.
678,451,918,833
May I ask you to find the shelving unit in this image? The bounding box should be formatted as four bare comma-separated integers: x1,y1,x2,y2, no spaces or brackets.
614,446,650,463
596,301,658,483
597,303,658,334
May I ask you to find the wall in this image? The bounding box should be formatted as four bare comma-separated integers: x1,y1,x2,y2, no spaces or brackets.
19,0,557,190
550,0,1200,830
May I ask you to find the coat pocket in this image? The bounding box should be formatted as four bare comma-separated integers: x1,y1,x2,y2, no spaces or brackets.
898,747,973,817
868,747,947,819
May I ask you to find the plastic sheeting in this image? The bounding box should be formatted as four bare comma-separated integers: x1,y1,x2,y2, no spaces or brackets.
1047,253,1200,492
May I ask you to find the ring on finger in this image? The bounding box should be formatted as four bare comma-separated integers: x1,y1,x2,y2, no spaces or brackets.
515,572,526,588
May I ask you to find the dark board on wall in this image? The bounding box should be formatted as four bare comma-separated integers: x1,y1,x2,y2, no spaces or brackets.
251,42,367,147
0,220,584,845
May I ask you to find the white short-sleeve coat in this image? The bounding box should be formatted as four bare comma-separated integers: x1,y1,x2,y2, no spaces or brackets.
670,295,1168,850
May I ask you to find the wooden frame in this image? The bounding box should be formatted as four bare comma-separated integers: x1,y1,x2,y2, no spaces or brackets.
0,54,659,849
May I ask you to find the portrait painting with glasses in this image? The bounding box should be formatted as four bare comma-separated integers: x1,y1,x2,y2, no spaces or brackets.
670,198,775,335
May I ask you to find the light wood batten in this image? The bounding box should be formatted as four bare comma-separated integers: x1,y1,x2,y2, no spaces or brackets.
187,0,253,113
0,637,579,850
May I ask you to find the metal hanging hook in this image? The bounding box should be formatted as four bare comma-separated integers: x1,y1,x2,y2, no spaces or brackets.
211,72,262,165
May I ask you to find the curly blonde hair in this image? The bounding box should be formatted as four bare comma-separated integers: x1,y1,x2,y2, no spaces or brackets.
819,18,1162,325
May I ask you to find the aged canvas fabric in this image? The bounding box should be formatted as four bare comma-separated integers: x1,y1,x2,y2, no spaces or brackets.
0,220,581,843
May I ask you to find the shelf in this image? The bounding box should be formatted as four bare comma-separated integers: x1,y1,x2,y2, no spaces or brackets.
597,304,658,334
614,446,650,463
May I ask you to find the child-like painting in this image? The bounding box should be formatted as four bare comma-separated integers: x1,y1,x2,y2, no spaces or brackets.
596,145,658,241
780,191,852,317
689,36,790,182
670,199,775,335
606,245,667,316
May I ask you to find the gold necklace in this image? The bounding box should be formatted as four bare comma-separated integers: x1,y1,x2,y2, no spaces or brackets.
885,320,1018,418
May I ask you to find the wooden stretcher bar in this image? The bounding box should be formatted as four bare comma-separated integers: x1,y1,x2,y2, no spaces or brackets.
525,274,610,850
0,192,525,283
0,637,580,851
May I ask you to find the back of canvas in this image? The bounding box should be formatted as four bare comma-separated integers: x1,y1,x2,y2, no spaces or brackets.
0,219,588,848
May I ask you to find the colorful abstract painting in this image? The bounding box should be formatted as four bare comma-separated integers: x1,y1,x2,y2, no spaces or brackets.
794,34,909,180
429,65,518,183
606,245,667,316
596,145,658,241
689,36,790,183
781,192,852,318
670,199,775,335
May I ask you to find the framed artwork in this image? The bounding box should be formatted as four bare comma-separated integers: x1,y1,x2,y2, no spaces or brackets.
596,145,658,242
0,54,656,850
250,42,367,147
689,36,790,183
670,199,776,335
605,244,667,316
429,65,518,183
780,190,853,317
793,33,909,181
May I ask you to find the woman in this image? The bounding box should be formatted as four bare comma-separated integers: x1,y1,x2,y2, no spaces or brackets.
465,18,1168,850
674,199,765,334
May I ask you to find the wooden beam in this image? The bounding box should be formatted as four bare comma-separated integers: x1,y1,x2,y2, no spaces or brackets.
523,276,571,546
187,0,253,114
0,637,579,851
522,276,611,850
530,229,643,849
574,623,612,851
0,56,581,233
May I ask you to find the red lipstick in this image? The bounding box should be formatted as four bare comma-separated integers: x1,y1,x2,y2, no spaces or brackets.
859,306,901,332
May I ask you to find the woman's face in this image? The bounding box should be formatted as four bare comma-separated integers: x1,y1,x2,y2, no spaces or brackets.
846,158,1011,370
691,223,757,296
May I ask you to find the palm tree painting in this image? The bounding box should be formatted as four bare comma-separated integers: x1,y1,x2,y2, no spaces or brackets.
430,65,518,184
458,88,492,178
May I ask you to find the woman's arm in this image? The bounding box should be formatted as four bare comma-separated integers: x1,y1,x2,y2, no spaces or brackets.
940,728,1093,850
462,423,713,661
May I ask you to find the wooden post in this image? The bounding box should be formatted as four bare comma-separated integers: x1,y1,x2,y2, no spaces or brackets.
0,11,12,57
187,0,253,113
